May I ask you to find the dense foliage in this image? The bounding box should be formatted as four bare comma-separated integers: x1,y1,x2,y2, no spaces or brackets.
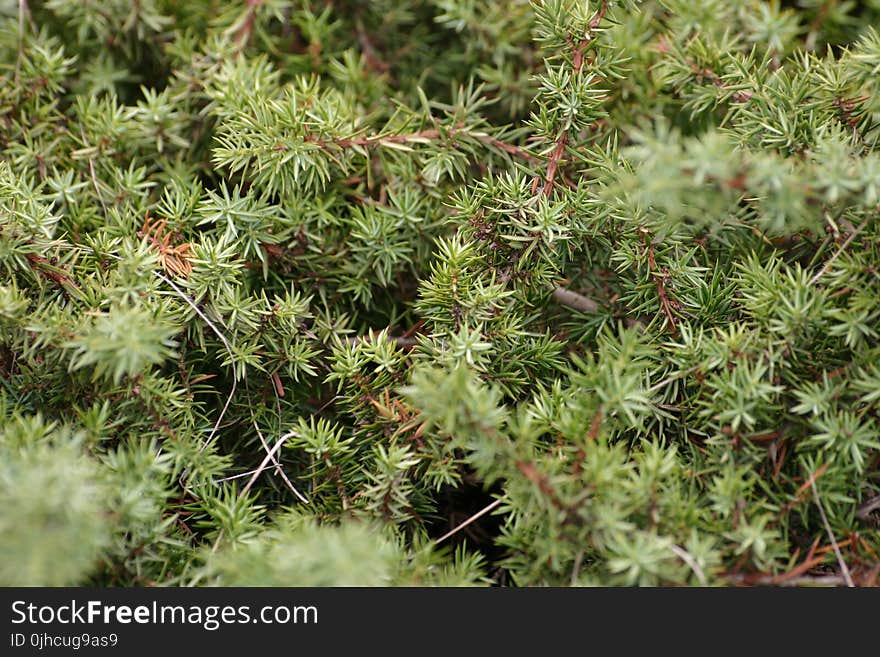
1,0,879,586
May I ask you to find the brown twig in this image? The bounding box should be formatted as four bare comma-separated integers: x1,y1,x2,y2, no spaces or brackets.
781,462,829,514
644,235,678,336
271,371,285,398
834,95,871,134
571,0,609,74
587,405,603,441
231,0,262,54
541,132,568,197
355,17,390,74
551,285,598,313
571,549,585,585
25,252,81,292
770,536,825,584
656,34,752,104
484,134,540,162
856,494,880,521
343,334,421,349
688,60,753,103
517,460,568,512
399,319,425,340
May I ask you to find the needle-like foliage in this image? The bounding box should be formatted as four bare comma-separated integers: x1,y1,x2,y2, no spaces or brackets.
1,0,878,586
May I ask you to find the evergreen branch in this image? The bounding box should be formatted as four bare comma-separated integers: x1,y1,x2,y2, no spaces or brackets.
643,232,678,337
533,2,615,317
4,0,880,588
516,459,570,514
228,0,262,54
25,252,81,294
536,3,609,196
833,95,871,133
540,132,568,196
686,60,753,104
330,126,536,162
655,34,753,104
571,0,608,74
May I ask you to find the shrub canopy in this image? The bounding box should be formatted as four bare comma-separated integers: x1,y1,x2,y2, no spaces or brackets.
1,0,879,586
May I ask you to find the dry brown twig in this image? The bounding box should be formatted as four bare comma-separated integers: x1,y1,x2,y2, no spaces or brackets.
856,494,880,521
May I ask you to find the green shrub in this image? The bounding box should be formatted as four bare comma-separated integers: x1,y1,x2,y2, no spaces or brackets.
1,0,878,586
